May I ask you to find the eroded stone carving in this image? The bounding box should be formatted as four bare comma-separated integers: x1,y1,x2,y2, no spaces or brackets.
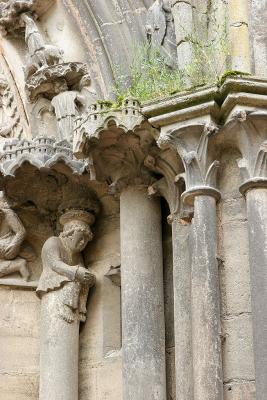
0,71,26,138
0,199,34,280
146,0,177,68
0,136,86,176
22,13,63,79
51,80,85,141
37,209,95,323
158,123,220,205
0,0,54,35
230,110,267,193
26,62,89,102
73,97,144,159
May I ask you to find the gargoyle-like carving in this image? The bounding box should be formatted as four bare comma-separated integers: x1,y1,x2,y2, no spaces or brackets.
0,136,86,176
146,0,177,68
0,200,35,280
21,13,63,79
36,209,96,323
158,123,220,204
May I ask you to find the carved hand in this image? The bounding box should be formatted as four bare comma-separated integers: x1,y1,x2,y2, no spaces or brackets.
4,241,20,259
76,266,95,285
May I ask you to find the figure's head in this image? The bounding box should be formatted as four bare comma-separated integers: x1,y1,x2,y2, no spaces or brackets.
79,74,91,90
59,209,95,253
54,79,68,94
61,222,93,252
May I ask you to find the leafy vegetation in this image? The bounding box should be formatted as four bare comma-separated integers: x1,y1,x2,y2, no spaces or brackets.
112,3,239,103
113,43,183,102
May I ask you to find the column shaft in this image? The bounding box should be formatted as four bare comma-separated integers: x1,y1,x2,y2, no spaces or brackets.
191,195,223,400
39,291,79,400
120,186,166,400
172,218,193,399
246,188,267,399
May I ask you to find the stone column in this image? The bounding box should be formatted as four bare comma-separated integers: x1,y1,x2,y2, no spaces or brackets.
239,183,267,399
235,110,267,399
120,185,166,400
39,296,80,400
189,193,222,400
171,216,193,400
157,123,223,400
145,152,194,400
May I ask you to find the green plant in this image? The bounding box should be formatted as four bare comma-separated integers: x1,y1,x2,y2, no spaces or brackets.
113,2,231,102
113,43,183,102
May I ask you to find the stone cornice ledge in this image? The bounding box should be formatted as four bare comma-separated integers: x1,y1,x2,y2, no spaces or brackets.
142,76,267,127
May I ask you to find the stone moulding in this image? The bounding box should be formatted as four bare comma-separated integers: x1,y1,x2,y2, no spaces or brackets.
0,136,86,177
26,62,89,101
73,98,144,156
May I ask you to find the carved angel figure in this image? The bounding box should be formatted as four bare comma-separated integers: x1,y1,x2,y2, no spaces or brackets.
36,210,95,323
0,205,33,280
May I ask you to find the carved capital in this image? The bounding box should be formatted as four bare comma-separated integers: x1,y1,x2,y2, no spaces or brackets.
226,109,267,195
158,122,220,205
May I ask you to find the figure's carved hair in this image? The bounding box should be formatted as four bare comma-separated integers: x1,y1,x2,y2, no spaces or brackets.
60,225,93,241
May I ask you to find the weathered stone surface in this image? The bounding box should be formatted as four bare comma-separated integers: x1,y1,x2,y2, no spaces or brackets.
120,186,166,400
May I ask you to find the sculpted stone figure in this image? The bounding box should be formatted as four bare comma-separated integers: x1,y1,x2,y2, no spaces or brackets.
0,72,25,138
21,13,63,78
51,80,84,141
0,203,33,280
36,209,95,323
146,0,177,68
